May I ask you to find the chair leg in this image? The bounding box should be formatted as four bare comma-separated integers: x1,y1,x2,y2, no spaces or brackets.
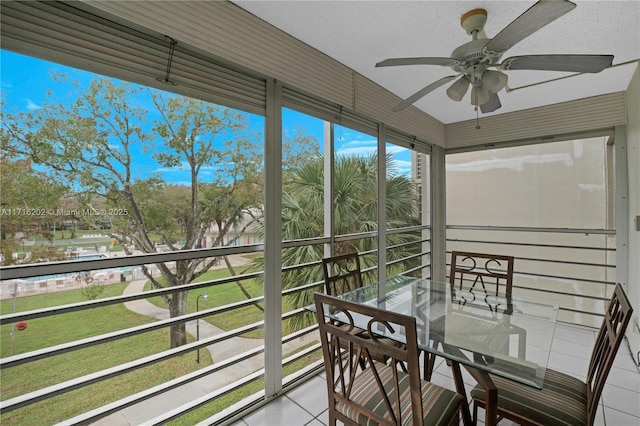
423,351,436,380
472,400,479,426
450,362,473,426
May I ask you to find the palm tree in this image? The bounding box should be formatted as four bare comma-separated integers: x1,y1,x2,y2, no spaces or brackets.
254,152,421,331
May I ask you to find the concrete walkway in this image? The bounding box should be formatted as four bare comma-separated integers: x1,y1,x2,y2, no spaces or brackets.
94,254,313,425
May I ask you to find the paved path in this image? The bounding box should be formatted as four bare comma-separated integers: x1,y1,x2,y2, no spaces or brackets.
94,254,314,425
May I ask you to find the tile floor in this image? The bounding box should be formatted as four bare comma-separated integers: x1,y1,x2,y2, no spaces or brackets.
232,323,640,426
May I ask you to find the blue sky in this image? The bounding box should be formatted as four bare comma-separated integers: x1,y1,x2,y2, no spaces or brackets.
1,50,412,183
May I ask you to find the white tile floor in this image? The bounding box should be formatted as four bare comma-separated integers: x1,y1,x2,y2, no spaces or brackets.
232,323,640,426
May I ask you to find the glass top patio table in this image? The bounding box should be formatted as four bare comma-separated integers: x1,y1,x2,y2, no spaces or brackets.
315,274,559,389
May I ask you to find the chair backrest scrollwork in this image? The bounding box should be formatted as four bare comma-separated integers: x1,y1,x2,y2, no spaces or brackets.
322,252,363,296
449,251,514,313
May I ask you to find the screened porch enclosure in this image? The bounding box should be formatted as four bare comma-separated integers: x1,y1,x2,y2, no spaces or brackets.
1,1,638,425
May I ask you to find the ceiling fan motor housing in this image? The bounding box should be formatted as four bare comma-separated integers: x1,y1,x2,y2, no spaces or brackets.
451,39,496,71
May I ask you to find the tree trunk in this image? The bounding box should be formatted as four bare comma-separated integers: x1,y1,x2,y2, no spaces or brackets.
168,290,188,348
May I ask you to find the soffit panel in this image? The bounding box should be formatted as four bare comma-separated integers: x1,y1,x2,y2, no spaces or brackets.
445,92,627,150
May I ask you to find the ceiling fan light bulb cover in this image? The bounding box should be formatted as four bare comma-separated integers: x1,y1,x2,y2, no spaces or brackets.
482,70,508,93
446,77,470,102
471,85,490,106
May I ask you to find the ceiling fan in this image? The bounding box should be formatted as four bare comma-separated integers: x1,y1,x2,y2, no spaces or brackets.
377,0,614,114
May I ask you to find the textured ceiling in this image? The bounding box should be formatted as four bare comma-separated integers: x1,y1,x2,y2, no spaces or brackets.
232,0,639,124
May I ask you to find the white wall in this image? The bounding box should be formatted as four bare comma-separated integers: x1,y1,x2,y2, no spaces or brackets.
625,65,640,359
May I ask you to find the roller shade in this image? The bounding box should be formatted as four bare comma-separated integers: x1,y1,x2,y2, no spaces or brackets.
0,0,267,115
283,86,379,136
78,0,445,146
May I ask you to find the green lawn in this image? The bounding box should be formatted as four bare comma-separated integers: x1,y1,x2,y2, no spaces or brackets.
0,284,213,425
0,259,312,425
144,267,269,338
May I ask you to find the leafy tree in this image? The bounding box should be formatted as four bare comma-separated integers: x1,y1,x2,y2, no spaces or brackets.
1,76,317,347
253,153,420,331
0,156,68,263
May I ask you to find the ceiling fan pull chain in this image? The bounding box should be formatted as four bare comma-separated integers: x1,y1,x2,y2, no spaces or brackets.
475,91,481,130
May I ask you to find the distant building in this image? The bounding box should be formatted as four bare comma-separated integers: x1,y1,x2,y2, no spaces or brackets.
202,208,261,248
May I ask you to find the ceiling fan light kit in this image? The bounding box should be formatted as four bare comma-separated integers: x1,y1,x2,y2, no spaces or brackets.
471,84,490,106
376,0,614,117
446,76,470,102
481,70,509,93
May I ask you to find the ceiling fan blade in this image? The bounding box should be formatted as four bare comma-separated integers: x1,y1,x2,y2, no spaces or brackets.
501,54,614,73
376,57,456,67
480,92,502,113
484,0,576,55
392,75,457,112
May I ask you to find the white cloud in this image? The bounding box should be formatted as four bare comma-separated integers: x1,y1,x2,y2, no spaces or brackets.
153,161,219,174
24,98,41,111
336,138,377,157
392,159,412,177
386,145,408,155
153,163,190,173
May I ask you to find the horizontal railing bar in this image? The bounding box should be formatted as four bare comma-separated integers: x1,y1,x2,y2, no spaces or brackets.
281,281,323,298
0,244,264,280
1,295,267,369
513,285,612,302
200,348,324,426
59,347,267,426
200,391,267,426
1,319,267,411
514,271,616,286
283,356,324,387
447,238,615,252
447,225,615,235
203,359,325,426
281,259,321,274
283,343,322,365
386,224,429,235
334,231,377,242
399,264,431,277
449,268,615,287
359,248,378,257
282,324,318,343
386,238,429,251
559,307,605,319
282,236,330,249
386,252,426,268
56,321,317,424
143,369,267,426
0,270,263,324
136,333,319,425
515,255,614,269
